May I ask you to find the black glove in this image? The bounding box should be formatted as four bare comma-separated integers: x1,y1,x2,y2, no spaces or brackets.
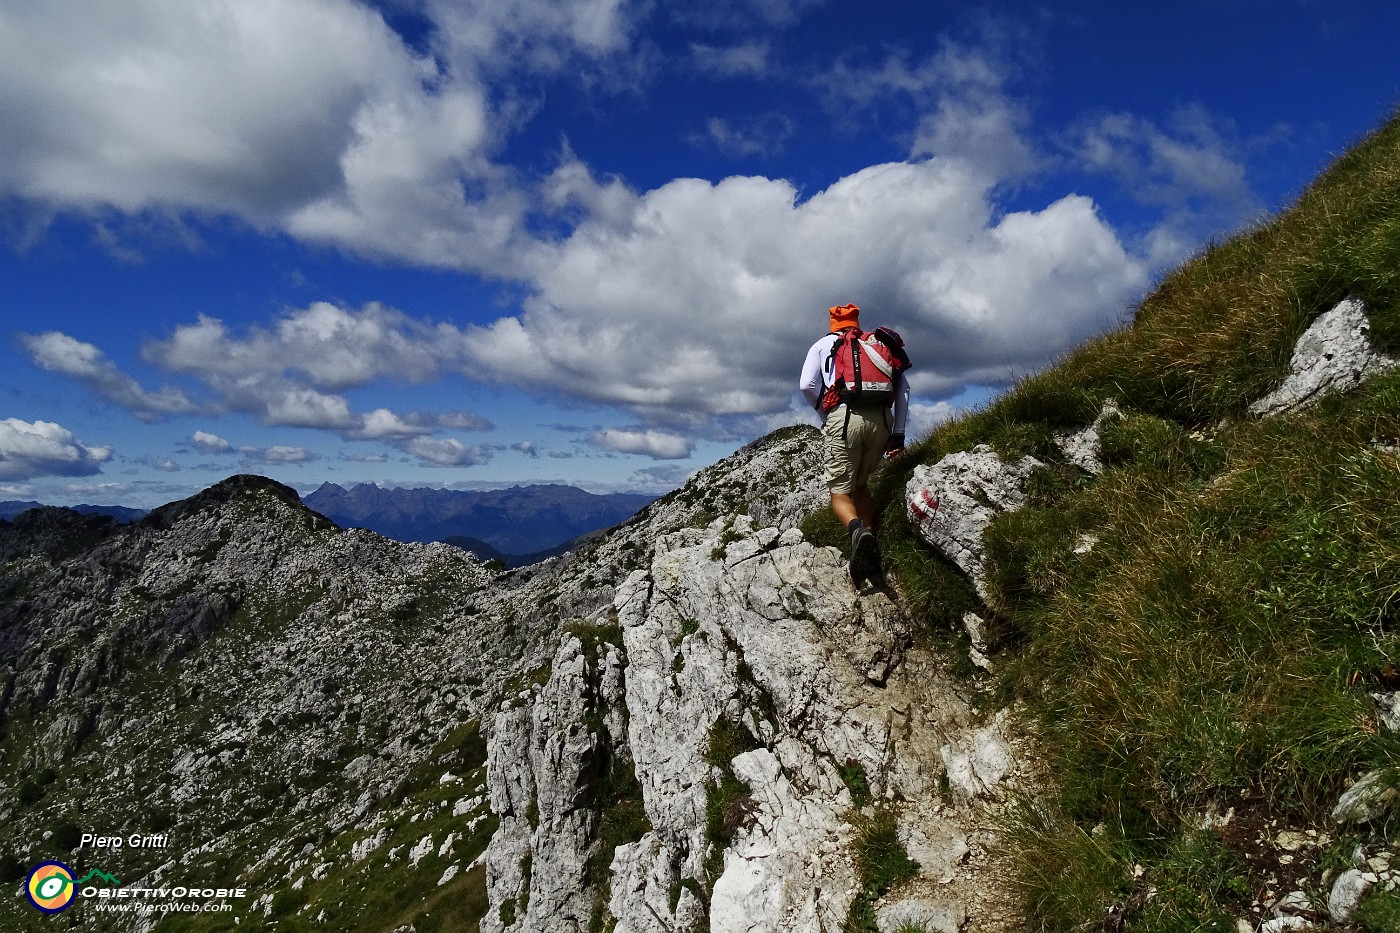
884,433,905,456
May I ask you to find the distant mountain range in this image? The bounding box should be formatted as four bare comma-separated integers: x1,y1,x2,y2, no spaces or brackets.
0,483,655,567
302,482,656,560
0,500,147,522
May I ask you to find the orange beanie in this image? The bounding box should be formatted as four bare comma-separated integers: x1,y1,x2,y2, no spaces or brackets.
828,303,861,332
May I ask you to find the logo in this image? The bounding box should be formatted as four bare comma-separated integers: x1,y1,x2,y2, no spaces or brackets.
25,861,77,914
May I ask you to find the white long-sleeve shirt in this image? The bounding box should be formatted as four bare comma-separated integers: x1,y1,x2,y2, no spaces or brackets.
799,332,909,434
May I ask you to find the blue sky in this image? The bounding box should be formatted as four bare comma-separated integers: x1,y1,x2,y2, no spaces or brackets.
2,0,1398,508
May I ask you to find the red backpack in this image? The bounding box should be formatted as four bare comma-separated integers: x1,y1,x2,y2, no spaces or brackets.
821,326,910,412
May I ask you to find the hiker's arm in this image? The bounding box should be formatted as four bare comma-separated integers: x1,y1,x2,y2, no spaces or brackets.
798,341,826,410
891,371,910,434
885,372,910,457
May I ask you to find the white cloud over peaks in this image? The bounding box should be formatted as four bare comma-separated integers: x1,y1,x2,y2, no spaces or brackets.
189,431,233,454
21,332,199,420
404,437,494,467
0,419,112,481
588,429,694,460
348,409,494,440
467,155,1148,424
146,303,453,390
26,304,497,448
133,303,493,438
239,445,318,465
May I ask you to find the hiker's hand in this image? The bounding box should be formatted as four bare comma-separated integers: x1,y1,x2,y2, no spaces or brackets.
884,433,904,459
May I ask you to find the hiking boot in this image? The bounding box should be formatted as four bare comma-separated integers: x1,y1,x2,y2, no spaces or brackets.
849,526,879,586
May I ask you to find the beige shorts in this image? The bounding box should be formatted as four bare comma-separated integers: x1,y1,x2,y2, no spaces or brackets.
821,404,890,494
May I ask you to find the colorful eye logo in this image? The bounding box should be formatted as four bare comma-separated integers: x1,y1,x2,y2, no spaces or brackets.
26,861,77,913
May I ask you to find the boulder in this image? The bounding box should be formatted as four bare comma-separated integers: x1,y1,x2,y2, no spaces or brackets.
1250,298,1399,416
1332,769,1400,826
1328,868,1375,923
905,445,1043,599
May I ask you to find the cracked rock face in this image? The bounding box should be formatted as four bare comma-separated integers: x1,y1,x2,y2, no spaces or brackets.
481,636,626,933
483,435,1036,932
904,445,1042,600
1250,298,1399,416
3,424,1037,933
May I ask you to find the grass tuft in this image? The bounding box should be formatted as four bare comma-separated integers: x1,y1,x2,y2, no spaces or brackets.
843,808,920,932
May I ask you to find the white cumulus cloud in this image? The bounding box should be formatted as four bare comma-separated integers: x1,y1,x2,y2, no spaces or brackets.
404,436,494,467
238,445,318,465
0,419,112,481
189,430,233,453
466,155,1147,426
588,428,694,459
20,303,494,443
21,331,198,420
0,1,538,274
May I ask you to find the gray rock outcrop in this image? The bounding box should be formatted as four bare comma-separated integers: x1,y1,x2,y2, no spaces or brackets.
1250,298,1399,415
483,496,1035,931
905,445,1042,600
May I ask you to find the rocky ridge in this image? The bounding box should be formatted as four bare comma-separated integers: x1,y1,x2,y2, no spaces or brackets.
0,475,530,930
478,429,1037,932
12,424,1003,931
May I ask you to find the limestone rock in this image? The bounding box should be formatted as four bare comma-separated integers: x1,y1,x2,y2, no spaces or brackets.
1250,298,1399,416
905,445,1043,599
1373,692,1400,732
481,636,625,933
1332,769,1400,826
1328,868,1375,923
1054,400,1122,475
478,496,1033,932
939,711,1017,803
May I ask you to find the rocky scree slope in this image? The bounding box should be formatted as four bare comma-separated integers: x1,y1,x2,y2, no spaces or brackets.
0,475,530,931
476,426,1038,933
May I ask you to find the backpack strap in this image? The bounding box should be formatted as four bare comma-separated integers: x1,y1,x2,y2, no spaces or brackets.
821,328,859,412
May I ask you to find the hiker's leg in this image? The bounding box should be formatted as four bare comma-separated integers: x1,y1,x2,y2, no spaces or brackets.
830,491,858,526
851,486,876,529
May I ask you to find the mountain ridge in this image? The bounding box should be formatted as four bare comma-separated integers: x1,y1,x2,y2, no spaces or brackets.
303,481,656,557
0,500,147,523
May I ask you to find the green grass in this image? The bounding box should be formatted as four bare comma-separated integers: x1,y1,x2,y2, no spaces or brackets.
702,715,763,892
843,808,920,933
1358,888,1400,931
869,106,1400,930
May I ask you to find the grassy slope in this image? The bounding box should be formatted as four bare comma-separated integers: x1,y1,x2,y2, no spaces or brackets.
868,108,1400,931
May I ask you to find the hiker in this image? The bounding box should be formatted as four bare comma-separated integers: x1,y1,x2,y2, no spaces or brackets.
799,303,910,584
